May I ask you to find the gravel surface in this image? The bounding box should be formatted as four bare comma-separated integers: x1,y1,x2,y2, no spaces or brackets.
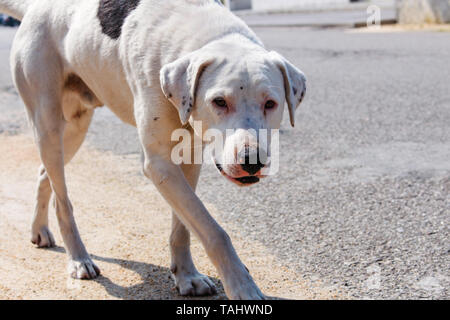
0,25,449,299
216,26,450,299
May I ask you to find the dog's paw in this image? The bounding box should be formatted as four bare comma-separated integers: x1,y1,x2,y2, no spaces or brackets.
174,272,217,296
224,267,265,300
68,258,100,279
228,281,266,300
31,226,56,248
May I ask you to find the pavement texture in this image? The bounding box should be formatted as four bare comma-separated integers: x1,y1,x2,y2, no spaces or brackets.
0,23,449,299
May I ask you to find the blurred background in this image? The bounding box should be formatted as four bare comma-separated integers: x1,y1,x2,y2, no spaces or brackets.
221,0,450,25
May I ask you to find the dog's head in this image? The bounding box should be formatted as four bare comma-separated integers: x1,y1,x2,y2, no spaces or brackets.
160,37,306,186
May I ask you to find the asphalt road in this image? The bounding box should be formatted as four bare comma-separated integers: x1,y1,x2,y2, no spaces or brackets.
0,25,449,299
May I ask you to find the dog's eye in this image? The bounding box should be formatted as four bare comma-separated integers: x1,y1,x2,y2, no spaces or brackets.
265,100,276,110
213,98,227,108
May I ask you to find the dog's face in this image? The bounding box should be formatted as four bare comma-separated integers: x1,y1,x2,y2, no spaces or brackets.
161,39,306,186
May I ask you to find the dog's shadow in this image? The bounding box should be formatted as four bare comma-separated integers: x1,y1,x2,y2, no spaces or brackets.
48,246,227,300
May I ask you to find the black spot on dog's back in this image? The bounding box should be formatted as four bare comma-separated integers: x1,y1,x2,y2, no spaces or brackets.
98,0,141,39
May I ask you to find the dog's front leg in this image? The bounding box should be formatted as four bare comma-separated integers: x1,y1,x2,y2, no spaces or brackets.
141,152,265,299
170,163,217,296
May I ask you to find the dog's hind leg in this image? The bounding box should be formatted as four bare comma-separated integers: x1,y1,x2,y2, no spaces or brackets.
12,40,99,278
30,96,98,279
31,95,94,248
31,165,54,247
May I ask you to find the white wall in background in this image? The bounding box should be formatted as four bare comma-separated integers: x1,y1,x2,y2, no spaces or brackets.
227,0,253,10
252,0,350,12
397,0,450,23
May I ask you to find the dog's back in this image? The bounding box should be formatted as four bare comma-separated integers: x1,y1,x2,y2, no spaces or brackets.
0,0,30,20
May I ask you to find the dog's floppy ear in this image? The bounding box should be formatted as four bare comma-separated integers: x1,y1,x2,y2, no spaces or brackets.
160,52,214,125
268,51,307,127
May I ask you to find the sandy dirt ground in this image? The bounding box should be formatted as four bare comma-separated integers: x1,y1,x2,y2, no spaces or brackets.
0,134,339,300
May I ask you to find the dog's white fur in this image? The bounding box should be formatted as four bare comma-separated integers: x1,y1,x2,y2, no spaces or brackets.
0,0,306,299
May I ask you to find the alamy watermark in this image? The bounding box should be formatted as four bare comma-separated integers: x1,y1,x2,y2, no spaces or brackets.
367,5,381,29
170,121,280,176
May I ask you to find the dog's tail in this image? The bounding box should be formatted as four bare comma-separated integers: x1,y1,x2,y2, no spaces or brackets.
0,0,31,20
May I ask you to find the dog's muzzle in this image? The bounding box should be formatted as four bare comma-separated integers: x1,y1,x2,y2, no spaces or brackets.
215,146,268,187
237,147,265,175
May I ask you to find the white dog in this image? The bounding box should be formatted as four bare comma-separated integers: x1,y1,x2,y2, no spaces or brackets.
0,0,306,299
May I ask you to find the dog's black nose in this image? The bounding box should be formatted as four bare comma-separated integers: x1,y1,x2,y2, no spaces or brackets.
239,148,265,175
